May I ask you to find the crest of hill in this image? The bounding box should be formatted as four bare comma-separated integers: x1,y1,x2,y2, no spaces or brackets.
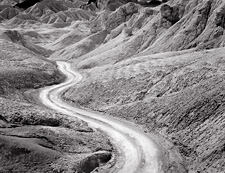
0,0,18,5
7,0,96,26
106,0,166,11
24,0,74,18
8,12,37,25
41,8,96,24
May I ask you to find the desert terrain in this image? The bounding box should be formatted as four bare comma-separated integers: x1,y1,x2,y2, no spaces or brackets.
0,0,225,172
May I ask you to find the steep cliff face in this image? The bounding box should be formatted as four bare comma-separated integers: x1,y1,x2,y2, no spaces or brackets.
142,0,225,53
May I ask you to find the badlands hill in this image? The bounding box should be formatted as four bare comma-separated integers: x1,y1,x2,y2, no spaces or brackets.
0,35,113,173
0,1,115,172
0,0,225,172
49,0,225,172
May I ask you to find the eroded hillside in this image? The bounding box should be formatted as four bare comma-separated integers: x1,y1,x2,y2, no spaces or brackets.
49,0,225,172
1,0,225,172
0,1,115,171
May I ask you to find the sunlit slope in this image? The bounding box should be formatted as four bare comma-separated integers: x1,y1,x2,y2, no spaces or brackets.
63,46,225,172
49,0,225,70
53,0,225,172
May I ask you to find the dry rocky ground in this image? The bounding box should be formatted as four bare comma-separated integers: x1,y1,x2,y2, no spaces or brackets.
1,0,225,172
0,97,113,173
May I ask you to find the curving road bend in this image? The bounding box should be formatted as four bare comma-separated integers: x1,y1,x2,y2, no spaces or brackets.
39,61,163,173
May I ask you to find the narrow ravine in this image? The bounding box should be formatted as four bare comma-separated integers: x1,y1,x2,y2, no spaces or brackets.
39,61,163,173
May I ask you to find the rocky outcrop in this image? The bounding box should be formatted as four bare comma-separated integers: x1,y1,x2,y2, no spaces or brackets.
105,2,139,31
160,3,184,24
90,2,139,33
141,0,220,54
75,151,112,173
105,0,137,11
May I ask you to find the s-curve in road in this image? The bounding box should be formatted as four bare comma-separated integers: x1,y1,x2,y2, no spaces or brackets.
39,61,163,173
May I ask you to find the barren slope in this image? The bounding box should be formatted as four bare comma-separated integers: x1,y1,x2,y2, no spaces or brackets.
63,47,225,172
50,0,225,172
0,15,113,172
1,0,225,172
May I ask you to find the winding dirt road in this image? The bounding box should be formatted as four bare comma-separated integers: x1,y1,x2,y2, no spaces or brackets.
39,61,163,173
